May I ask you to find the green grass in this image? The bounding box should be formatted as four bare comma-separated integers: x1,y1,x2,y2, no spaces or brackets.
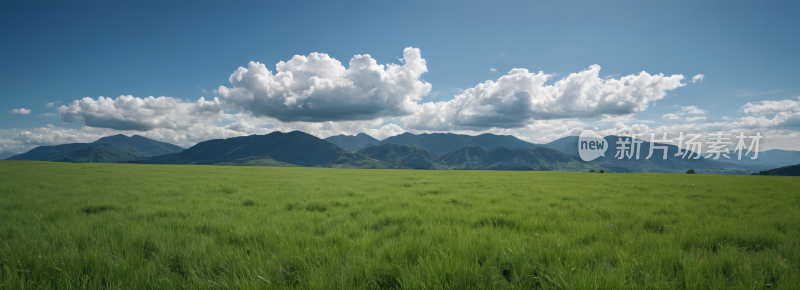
0,160,798,289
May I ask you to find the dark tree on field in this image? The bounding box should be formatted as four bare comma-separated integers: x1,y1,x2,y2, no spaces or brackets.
686,169,696,174
599,169,605,173
589,169,596,172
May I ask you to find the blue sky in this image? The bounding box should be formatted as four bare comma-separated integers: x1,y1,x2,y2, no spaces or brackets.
1,0,798,152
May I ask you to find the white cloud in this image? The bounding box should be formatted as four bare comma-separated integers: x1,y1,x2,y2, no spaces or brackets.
45,101,60,108
741,96,800,114
692,74,705,83
218,47,431,122
738,97,800,128
38,113,56,117
9,108,31,115
661,105,707,121
59,95,225,131
489,68,497,73
404,65,686,130
678,105,707,115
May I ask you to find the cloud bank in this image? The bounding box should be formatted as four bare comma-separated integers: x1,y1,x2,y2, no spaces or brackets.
59,95,224,131
404,65,685,130
217,47,431,122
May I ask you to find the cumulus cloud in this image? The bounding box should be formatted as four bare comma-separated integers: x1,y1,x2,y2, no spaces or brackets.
737,97,800,128
678,105,707,115
742,97,800,115
692,74,705,83
45,101,60,108
59,95,225,131
9,108,31,114
686,116,706,122
404,65,686,130
537,97,800,150
217,47,431,122
661,105,707,122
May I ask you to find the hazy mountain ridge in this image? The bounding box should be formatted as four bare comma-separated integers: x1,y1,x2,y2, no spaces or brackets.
715,149,800,169
542,135,763,173
7,134,184,162
0,151,21,160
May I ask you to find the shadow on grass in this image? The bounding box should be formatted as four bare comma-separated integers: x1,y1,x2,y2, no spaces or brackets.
81,205,115,214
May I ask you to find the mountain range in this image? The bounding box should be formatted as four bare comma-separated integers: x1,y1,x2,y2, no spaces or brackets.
137,131,388,168
325,132,538,154
6,134,184,162
324,133,380,151
541,135,795,173
714,149,800,170
0,151,21,160
355,143,587,170
4,130,792,174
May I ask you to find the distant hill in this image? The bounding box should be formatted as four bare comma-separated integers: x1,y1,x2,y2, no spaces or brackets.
0,151,20,160
439,145,588,171
542,135,759,173
324,133,380,151
541,136,580,156
758,164,800,176
715,149,800,170
357,143,439,169
6,143,91,161
378,132,538,154
138,131,389,168
8,134,184,162
51,144,143,163
355,143,587,171
438,145,490,169
90,134,185,157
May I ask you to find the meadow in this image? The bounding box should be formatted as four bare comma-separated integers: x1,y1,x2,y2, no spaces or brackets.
0,161,798,289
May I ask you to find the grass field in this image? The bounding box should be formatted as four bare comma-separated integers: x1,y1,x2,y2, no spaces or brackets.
0,161,798,289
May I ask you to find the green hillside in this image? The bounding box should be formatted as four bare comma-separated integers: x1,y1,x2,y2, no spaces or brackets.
51,144,143,163
758,163,800,176
438,145,490,169
357,143,439,169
